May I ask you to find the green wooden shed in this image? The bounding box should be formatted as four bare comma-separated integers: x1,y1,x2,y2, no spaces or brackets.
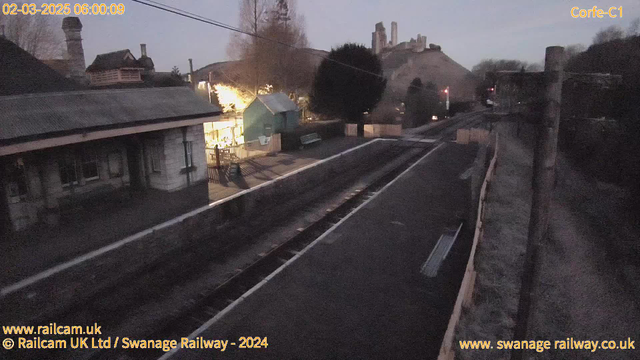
242,93,299,142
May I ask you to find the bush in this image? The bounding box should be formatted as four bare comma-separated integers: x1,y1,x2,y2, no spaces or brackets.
369,103,400,124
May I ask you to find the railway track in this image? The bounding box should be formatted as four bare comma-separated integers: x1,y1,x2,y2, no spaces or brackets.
91,112,482,360
88,144,437,360
15,111,483,360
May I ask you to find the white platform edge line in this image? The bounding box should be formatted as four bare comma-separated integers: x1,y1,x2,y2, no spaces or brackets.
158,142,446,360
1,138,397,297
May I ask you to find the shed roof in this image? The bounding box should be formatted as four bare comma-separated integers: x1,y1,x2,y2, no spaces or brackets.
255,93,298,115
86,49,144,72
0,87,221,144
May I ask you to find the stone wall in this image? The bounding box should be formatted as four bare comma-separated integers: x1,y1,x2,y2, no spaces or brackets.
5,139,130,231
0,139,394,324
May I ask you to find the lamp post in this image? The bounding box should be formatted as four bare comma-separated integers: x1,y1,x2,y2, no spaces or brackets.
444,86,450,111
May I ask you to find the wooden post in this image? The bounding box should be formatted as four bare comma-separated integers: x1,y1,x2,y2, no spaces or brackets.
214,145,221,169
511,46,564,360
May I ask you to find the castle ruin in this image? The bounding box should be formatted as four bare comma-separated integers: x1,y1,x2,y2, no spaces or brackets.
371,21,430,54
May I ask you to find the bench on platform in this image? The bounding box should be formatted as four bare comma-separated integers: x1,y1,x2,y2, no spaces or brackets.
300,132,322,147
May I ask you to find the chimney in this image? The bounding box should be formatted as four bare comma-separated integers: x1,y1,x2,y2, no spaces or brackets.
391,22,398,47
188,58,195,88
62,17,87,84
140,43,147,57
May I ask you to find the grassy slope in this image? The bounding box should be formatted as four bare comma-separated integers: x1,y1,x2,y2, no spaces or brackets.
454,122,532,360
454,120,640,360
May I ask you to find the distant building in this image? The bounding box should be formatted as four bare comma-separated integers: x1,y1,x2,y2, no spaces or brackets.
243,93,299,142
86,46,155,87
371,21,400,55
367,21,475,102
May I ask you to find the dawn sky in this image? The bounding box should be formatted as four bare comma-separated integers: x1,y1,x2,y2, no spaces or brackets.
47,0,640,72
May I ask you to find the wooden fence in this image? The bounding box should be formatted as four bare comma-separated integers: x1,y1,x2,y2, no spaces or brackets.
456,128,491,145
438,132,499,360
206,133,281,167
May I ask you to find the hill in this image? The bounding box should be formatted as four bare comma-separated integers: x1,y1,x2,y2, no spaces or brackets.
381,48,478,102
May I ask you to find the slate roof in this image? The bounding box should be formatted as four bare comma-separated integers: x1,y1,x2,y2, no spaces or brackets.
42,59,70,77
0,87,221,145
138,56,155,71
255,93,298,115
86,49,144,72
0,37,83,96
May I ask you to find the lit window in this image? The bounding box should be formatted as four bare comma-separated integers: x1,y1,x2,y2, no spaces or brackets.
6,158,28,202
82,149,99,181
184,141,193,168
59,156,78,187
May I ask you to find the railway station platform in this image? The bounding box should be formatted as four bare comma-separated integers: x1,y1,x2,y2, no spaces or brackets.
171,142,479,360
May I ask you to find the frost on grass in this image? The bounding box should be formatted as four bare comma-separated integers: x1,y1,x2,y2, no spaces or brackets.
455,124,532,360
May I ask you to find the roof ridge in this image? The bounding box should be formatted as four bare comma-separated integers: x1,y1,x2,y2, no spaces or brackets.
0,86,189,101
96,49,132,57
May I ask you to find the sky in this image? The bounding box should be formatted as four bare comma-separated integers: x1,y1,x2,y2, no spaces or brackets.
42,0,640,72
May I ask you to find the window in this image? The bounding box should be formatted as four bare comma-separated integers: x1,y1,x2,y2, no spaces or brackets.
150,145,162,173
120,69,141,81
184,141,193,168
81,149,99,181
6,158,28,203
59,156,78,187
108,151,123,178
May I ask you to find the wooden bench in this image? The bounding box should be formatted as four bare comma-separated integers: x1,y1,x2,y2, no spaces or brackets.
300,132,321,146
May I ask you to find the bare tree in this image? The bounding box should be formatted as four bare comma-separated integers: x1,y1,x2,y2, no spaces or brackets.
0,7,63,59
472,59,538,78
627,18,640,37
226,0,312,94
593,25,624,44
564,43,586,64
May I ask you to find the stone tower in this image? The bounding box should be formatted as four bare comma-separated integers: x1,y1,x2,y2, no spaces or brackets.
391,22,398,47
62,17,87,84
371,22,388,54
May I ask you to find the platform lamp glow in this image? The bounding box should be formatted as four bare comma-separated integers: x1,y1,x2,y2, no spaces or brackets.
444,86,450,111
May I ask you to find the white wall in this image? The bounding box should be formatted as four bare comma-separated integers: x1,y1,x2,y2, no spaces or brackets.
148,124,207,192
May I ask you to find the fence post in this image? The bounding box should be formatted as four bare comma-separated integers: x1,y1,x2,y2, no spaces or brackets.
214,145,221,169
512,46,564,360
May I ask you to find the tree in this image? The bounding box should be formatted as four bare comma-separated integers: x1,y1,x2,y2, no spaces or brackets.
310,43,386,123
471,59,540,78
0,6,63,59
227,0,312,93
564,44,586,65
627,18,640,38
171,66,181,77
593,25,624,44
404,78,442,127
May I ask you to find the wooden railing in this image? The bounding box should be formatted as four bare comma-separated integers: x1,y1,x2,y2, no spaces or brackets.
438,132,499,360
